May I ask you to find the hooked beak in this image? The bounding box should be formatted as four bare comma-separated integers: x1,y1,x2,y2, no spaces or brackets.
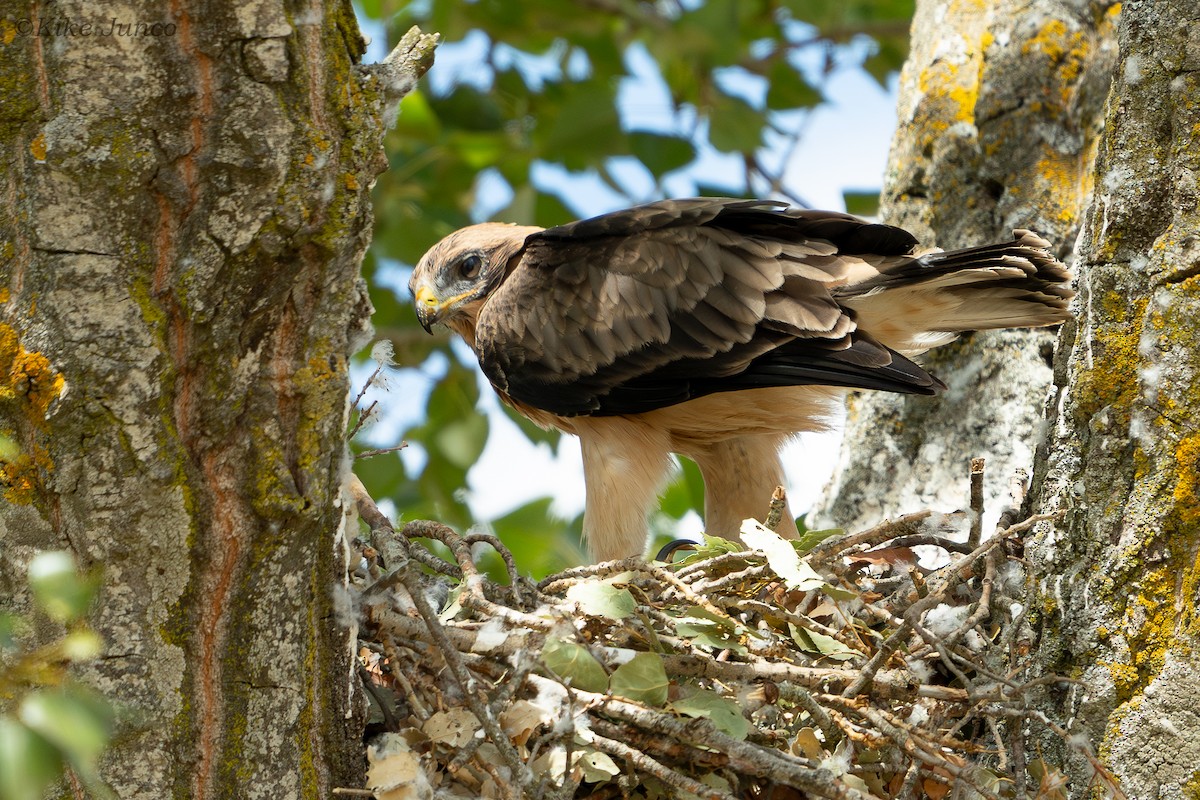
413,285,442,334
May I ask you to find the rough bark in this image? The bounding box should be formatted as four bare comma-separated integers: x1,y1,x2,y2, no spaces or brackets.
0,3,433,797
813,0,1119,532
1028,1,1200,796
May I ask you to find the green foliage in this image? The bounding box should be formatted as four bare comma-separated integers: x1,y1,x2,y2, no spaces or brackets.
0,552,113,800
565,578,638,621
669,687,749,740
355,0,914,571
541,638,608,693
479,499,586,579
371,0,913,260
608,652,669,705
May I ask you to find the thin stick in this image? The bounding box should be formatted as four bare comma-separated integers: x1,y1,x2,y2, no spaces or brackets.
764,485,788,530
968,457,986,548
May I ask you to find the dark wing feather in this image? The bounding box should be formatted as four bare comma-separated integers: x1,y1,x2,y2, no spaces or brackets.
475,198,937,417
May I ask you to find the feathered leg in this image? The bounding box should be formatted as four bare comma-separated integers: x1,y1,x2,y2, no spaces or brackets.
686,433,800,542
576,418,674,562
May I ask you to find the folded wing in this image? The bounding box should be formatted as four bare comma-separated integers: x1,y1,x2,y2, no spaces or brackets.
474,198,943,417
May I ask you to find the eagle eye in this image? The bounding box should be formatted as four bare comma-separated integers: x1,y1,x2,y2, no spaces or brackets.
458,254,483,281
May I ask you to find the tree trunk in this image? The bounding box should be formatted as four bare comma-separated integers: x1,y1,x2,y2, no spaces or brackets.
1028,1,1200,796
813,0,1119,532
0,3,432,797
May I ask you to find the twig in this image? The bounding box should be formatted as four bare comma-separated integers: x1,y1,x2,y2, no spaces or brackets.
809,510,964,564
382,641,430,721
777,682,843,746
588,731,738,800
396,551,537,795
355,443,408,460
567,683,870,800
764,485,788,530
842,621,911,697
968,457,986,548
356,663,398,730
347,399,378,440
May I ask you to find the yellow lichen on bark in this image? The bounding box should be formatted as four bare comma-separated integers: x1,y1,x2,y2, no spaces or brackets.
0,323,64,505
915,36,983,135
1035,145,1095,226
1073,292,1146,424
0,323,64,421
1174,434,1200,525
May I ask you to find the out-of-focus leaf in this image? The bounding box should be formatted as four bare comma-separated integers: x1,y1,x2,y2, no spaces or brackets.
0,716,62,800
609,652,668,706
392,90,441,140
541,638,608,693
865,36,911,85
708,92,766,153
18,690,113,768
0,612,18,652
350,448,410,505
629,132,696,177
538,82,624,170
534,189,579,228
670,688,749,741
484,499,586,580
402,362,486,527
448,131,509,169
434,413,488,470
843,190,881,217
502,183,582,230
27,552,97,624
59,630,102,661
694,183,756,200
0,433,18,461
428,86,504,132
659,457,704,520
766,61,822,109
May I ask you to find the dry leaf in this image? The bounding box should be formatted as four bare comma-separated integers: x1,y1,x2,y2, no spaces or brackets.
367,733,431,800
423,708,479,748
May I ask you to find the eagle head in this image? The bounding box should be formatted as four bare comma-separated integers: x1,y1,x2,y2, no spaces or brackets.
409,223,542,337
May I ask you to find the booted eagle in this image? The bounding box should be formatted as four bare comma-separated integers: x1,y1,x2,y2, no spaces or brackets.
409,198,1072,562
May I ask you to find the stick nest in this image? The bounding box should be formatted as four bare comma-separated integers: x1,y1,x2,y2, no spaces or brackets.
346,470,1120,800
